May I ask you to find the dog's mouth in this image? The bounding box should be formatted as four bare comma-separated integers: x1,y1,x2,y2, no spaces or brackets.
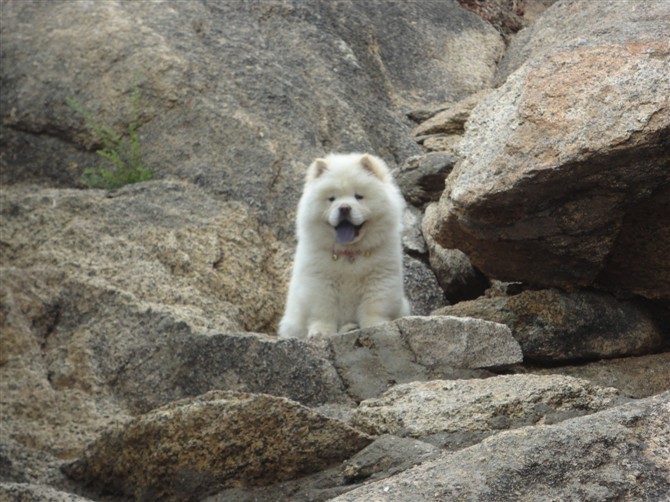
335,220,364,244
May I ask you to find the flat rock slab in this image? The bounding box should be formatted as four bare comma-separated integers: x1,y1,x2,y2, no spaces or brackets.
328,316,522,401
336,392,670,501
352,374,622,449
63,391,372,501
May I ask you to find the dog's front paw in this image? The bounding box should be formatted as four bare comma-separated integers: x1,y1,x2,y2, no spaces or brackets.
307,321,337,340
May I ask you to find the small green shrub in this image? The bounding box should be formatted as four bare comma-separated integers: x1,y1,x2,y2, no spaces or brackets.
67,80,152,189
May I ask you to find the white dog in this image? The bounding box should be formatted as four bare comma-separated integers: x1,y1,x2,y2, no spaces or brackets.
279,153,410,339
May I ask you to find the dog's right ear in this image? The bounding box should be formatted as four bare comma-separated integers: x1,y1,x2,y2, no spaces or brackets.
306,158,328,182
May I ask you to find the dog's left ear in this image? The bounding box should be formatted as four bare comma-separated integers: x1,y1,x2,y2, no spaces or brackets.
306,158,328,182
360,154,388,181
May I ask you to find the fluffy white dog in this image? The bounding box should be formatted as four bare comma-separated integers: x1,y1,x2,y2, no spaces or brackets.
279,153,410,339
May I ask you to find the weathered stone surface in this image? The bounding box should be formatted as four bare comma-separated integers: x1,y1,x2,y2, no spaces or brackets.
0,483,93,502
63,391,373,501
517,352,670,399
328,316,521,401
0,262,351,488
434,289,665,362
402,256,444,316
0,0,503,237
1,182,288,333
401,205,427,254
418,133,461,153
422,203,489,302
2,1,669,500
207,435,439,502
336,392,670,501
394,153,457,207
411,90,491,138
328,322,430,402
496,0,662,83
429,0,670,299
352,375,622,449
397,316,522,369
457,0,532,38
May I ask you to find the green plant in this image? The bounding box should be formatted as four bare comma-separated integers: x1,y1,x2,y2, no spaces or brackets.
67,79,152,189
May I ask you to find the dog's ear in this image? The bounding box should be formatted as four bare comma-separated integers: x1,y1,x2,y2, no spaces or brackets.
360,154,388,181
306,158,328,182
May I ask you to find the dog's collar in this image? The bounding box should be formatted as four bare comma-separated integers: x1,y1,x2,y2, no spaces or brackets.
332,248,372,262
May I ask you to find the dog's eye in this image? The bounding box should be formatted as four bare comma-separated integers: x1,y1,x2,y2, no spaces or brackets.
355,194,364,200
328,196,335,202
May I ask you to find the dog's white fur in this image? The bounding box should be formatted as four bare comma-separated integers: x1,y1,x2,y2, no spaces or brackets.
279,153,410,339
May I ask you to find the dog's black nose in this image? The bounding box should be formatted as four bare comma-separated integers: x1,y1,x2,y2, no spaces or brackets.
339,204,351,215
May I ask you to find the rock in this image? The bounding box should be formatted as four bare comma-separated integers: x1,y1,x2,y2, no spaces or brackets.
397,316,523,369
422,203,489,302
0,182,288,334
496,0,656,83
0,483,94,501
402,256,444,316
516,352,670,399
108,325,352,413
63,391,373,501
328,316,522,401
393,153,457,207
335,392,670,501
457,0,530,38
338,435,439,484
400,205,427,254
56,296,350,413
417,133,461,153
353,375,622,449
429,0,670,299
0,0,503,237
434,289,665,362
411,90,491,137
207,435,439,501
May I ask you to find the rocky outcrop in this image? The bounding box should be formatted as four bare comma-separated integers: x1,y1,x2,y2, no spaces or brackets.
2,0,669,500
0,0,503,237
426,0,670,299
335,392,670,501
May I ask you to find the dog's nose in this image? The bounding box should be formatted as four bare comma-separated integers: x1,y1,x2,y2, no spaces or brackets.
339,204,351,215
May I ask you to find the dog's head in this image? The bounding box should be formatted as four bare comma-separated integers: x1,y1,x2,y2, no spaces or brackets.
299,153,403,246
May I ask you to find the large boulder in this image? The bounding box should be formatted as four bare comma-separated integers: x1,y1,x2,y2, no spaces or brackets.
427,0,670,299
63,391,372,501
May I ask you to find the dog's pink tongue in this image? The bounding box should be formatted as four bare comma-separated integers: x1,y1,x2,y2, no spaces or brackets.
335,221,357,244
